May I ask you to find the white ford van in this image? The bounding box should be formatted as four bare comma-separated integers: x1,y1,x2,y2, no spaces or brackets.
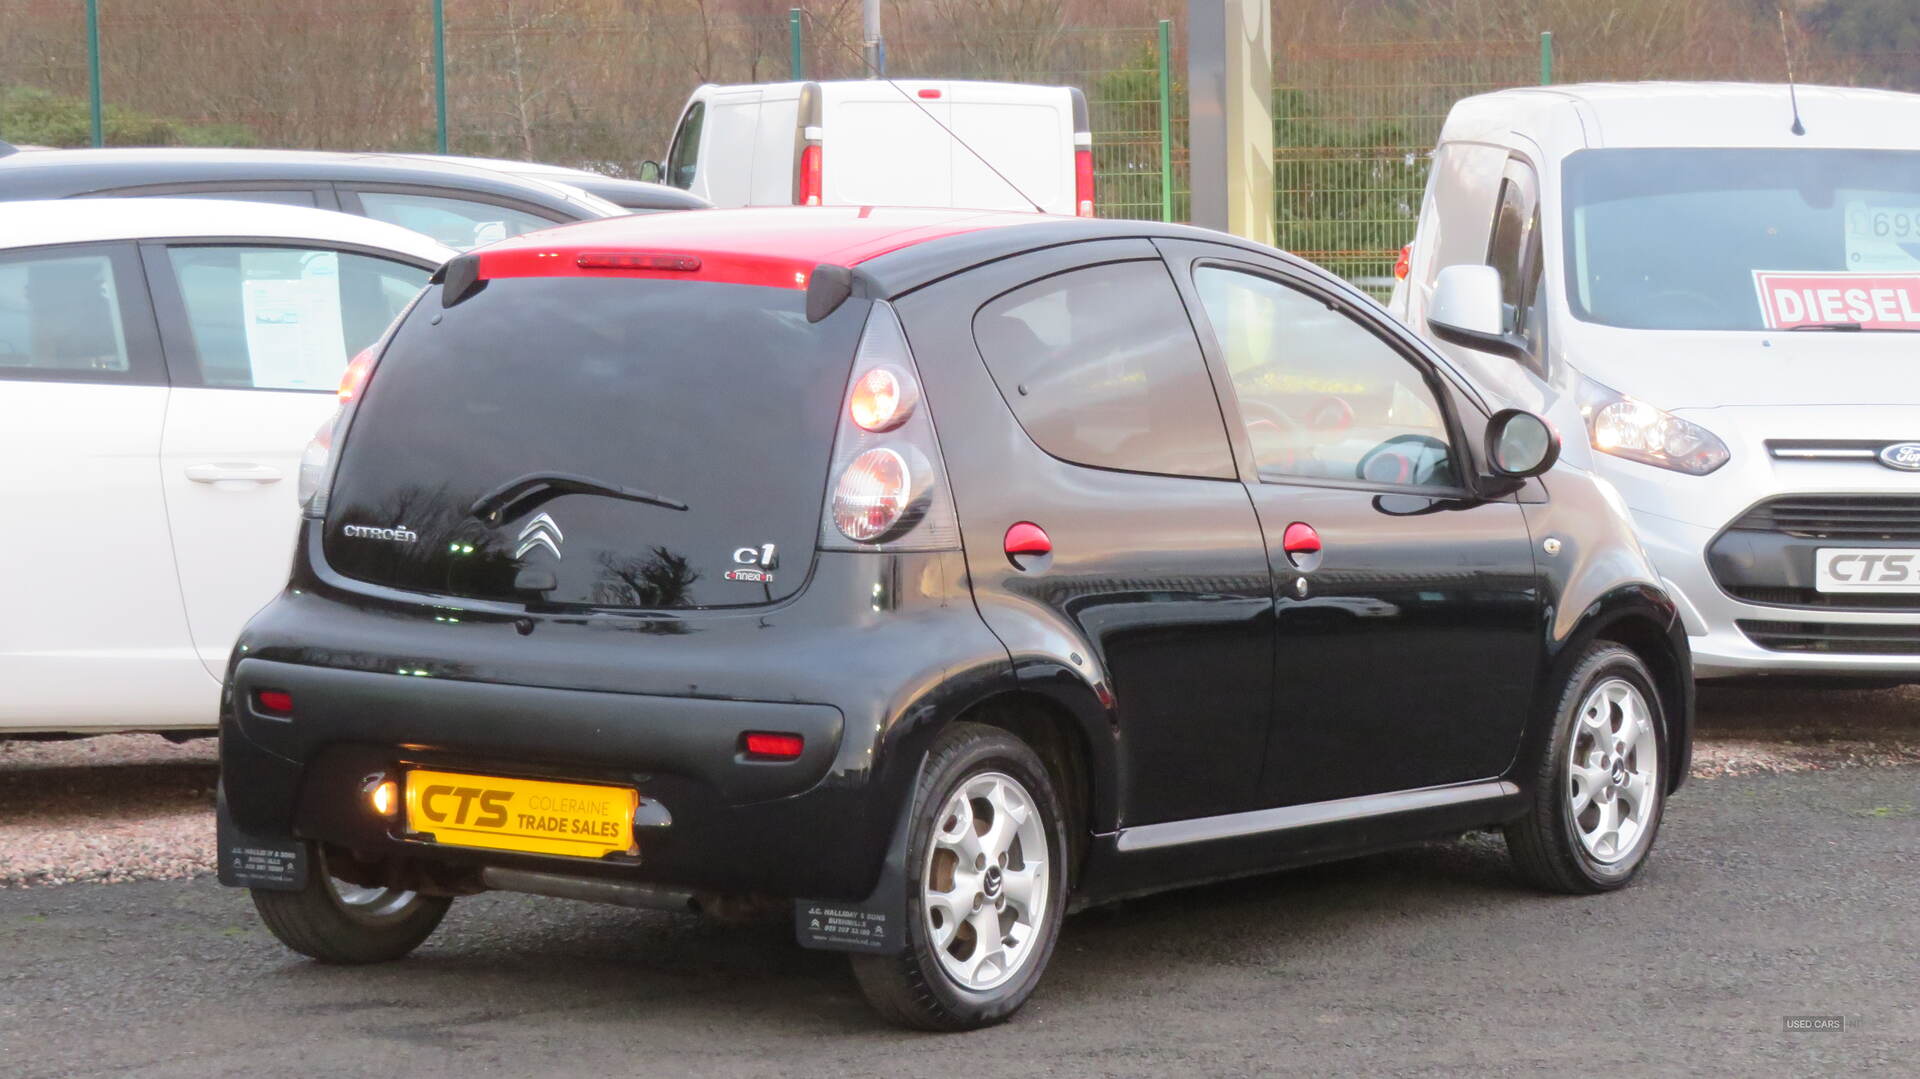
655,80,1092,216
1390,82,1920,681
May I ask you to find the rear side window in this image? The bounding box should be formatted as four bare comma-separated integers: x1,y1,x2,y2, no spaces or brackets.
323,277,867,610
0,248,133,378
355,192,555,250
972,260,1234,479
165,246,430,391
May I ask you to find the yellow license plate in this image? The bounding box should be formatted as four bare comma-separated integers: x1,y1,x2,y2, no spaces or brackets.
403,769,637,859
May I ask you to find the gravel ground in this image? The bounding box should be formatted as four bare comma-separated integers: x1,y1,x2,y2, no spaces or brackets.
2,681,1915,889
0,736,216,888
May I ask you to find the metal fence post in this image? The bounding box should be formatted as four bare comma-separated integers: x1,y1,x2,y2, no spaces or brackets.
1158,19,1174,223
789,9,805,80
433,0,449,153
86,0,103,147
1540,31,1553,84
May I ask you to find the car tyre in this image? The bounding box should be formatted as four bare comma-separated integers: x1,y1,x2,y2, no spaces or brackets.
851,722,1069,1031
251,846,451,964
1506,642,1669,894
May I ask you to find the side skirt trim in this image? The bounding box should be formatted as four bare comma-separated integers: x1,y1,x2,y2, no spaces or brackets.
1114,779,1521,853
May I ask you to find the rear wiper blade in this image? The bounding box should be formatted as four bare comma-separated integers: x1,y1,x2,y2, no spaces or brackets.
469,471,689,524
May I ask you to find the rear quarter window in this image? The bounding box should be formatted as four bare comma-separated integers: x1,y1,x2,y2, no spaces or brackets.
971,260,1234,479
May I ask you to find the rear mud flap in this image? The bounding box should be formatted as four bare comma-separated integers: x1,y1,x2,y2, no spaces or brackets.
215,784,308,891
794,760,920,955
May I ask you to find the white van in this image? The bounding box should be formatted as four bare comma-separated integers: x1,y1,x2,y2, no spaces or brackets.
654,80,1092,216
1389,82,1920,682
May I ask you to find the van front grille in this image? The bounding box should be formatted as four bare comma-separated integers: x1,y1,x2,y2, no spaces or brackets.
1725,586,1920,612
1727,495,1920,542
1737,619,1920,655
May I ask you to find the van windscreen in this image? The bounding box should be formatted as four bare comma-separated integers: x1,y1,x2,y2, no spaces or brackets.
321,276,867,610
1563,148,1920,331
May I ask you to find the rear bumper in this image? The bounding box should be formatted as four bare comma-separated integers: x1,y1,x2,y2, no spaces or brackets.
219,543,1011,899
221,662,869,897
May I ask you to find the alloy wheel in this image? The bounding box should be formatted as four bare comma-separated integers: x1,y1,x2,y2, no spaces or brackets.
1566,678,1660,865
921,771,1050,992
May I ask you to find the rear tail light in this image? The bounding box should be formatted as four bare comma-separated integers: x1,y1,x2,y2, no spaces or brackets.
832,447,911,541
296,413,336,512
303,346,377,513
798,143,823,206
1074,147,1095,218
1393,243,1412,281
819,302,959,551
848,365,916,432
338,346,376,404
742,732,805,759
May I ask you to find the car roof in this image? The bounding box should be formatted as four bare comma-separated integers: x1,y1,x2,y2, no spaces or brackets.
0,197,457,264
1447,81,1920,150
469,206,1103,288
386,154,711,211
0,147,623,217
467,205,1330,297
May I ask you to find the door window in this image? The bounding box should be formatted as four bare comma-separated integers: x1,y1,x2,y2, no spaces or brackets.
1487,174,1545,357
973,260,1235,479
0,247,136,380
1193,266,1458,489
154,189,320,208
165,246,430,392
666,101,706,190
355,192,554,250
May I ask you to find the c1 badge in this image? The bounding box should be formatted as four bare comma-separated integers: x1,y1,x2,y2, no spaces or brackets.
726,543,777,583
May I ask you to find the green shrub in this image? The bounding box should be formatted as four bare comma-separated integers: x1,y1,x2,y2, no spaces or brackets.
0,85,256,148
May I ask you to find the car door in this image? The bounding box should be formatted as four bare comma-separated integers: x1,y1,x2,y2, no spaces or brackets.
0,241,210,730
1161,240,1542,807
894,240,1274,826
144,240,434,678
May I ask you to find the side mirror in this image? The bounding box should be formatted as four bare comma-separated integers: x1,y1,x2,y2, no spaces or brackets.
637,160,663,183
1485,408,1560,478
1428,264,1529,362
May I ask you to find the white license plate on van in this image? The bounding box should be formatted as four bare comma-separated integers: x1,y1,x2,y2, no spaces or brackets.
1814,548,1920,592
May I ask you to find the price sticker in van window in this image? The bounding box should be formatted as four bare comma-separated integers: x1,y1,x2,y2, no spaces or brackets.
1752,270,1920,330
1844,201,1920,272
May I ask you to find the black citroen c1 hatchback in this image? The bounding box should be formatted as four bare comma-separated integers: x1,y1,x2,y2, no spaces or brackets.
219,207,1693,1030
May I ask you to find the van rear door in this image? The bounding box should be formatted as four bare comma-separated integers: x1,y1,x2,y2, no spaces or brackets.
947,83,1074,215
820,82,954,210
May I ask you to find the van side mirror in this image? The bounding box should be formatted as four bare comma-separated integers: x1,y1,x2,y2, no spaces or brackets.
1428,264,1529,362
1485,408,1560,478
637,160,663,183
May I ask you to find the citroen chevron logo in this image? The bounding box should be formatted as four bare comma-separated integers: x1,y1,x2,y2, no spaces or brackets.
513,512,564,560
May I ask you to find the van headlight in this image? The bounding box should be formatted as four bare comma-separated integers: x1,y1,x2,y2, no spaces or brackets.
1578,377,1729,476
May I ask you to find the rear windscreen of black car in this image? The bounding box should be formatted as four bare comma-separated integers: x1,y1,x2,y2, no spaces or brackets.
321,276,867,610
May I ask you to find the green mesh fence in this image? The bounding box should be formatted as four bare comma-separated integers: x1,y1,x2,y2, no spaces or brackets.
3,3,1916,298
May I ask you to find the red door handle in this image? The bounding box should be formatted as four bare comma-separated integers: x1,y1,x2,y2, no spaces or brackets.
1282,522,1321,555
1005,521,1051,556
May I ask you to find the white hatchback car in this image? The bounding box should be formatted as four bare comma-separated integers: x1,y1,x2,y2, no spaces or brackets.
1391,82,1920,682
0,199,453,734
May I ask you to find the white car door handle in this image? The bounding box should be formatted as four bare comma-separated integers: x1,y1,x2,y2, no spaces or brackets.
185,463,283,485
